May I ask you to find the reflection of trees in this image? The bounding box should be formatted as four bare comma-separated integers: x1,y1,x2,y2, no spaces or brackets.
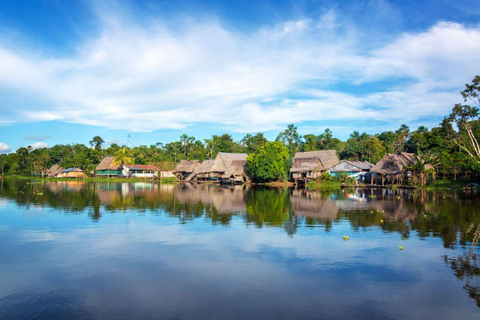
444,226,480,307
245,188,298,236
1,181,480,244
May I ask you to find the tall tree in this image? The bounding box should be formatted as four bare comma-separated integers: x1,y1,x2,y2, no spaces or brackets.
276,124,302,156
89,136,105,151
445,76,480,164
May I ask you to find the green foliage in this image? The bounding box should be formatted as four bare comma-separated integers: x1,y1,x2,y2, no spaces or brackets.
276,124,302,156
113,148,134,165
247,141,289,182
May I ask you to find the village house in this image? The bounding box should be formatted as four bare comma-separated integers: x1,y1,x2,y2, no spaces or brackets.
58,168,87,178
185,160,215,182
96,157,123,177
290,150,340,183
209,153,249,184
45,164,65,177
326,160,374,181
172,160,200,180
122,164,159,178
370,152,434,186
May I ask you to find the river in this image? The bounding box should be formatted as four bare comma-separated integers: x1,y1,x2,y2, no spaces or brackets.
0,180,479,319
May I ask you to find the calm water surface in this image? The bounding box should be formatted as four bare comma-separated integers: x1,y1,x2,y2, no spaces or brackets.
1,180,480,319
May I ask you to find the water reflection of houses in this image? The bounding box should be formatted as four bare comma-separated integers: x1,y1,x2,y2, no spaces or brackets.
335,189,419,221
95,182,175,206
290,190,339,219
174,184,247,213
45,180,87,193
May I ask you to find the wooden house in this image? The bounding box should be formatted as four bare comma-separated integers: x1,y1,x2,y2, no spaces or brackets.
370,152,434,186
172,160,200,180
46,164,65,177
96,157,123,177
326,160,373,181
209,153,249,184
185,160,215,182
123,164,159,178
59,168,87,178
290,150,340,182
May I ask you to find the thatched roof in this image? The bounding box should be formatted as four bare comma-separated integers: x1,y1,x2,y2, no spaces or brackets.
173,160,200,173
290,150,340,173
194,160,215,174
46,164,64,176
370,152,432,175
210,153,247,174
96,157,122,171
222,160,247,178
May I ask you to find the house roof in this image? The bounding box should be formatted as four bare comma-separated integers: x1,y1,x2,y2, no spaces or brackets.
222,160,247,178
173,160,200,173
327,160,374,172
370,152,432,175
290,150,340,173
46,164,64,176
62,168,84,173
194,160,215,174
96,156,122,171
210,153,248,173
124,164,159,171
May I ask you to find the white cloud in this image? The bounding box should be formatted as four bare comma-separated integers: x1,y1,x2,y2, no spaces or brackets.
30,142,48,150
0,142,11,153
0,7,479,133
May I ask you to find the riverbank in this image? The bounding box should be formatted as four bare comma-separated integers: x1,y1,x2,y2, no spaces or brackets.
1,175,178,184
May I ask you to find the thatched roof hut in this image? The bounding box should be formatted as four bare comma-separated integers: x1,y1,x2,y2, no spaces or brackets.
96,157,122,171
290,150,340,180
210,153,249,183
370,152,432,175
173,160,200,180
290,150,340,173
185,160,215,182
59,168,87,178
46,164,65,177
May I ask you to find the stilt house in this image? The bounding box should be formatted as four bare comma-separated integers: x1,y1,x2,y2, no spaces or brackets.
173,160,200,180
46,164,65,177
370,152,433,186
326,160,374,180
209,153,249,184
290,150,340,181
185,160,215,182
96,157,123,177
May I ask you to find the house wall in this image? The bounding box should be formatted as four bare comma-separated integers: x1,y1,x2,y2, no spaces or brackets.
97,170,122,176
131,172,156,178
63,172,87,178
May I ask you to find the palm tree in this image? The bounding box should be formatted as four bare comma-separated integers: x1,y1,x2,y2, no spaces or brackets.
113,148,134,165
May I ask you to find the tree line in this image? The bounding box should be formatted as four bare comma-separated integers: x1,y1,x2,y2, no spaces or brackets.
1,76,480,180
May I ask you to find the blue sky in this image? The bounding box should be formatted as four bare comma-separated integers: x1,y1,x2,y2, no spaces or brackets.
1,0,480,152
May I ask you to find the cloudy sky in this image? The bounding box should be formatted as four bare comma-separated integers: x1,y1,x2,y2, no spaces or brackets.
1,0,480,152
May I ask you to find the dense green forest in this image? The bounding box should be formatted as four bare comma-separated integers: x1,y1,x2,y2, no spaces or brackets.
1,77,480,179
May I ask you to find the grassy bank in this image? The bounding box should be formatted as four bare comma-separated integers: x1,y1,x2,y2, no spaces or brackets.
418,179,478,191
305,180,343,191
